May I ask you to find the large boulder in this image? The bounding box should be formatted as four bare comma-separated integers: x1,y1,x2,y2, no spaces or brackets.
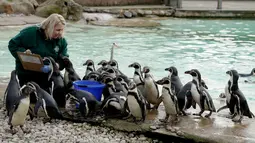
0,1,13,14
0,0,38,15
35,0,83,21
11,0,38,15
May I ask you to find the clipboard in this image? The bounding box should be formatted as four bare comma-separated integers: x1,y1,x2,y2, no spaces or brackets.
17,52,44,72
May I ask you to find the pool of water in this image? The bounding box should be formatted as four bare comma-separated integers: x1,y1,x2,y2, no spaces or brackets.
1,18,255,102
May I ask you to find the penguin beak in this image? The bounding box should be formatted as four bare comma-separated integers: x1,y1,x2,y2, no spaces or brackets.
155,79,163,85
83,61,89,66
165,67,170,71
226,71,230,75
184,70,191,74
128,63,133,68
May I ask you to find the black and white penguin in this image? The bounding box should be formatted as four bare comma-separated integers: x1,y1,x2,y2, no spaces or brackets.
85,71,101,81
116,75,129,95
44,57,66,107
239,68,255,77
101,76,128,118
101,67,125,93
142,66,161,109
82,59,96,80
128,62,145,97
185,69,216,117
108,59,131,84
4,70,35,119
62,56,81,89
8,83,35,134
165,66,183,95
97,60,108,73
65,89,101,118
217,70,254,122
126,82,147,122
156,77,179,124
4,70,21,116
28,82,63,120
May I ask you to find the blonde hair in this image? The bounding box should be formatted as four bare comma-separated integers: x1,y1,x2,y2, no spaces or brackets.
40,13,66,40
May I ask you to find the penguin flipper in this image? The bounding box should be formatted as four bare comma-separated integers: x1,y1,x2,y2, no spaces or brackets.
8,101,20,125
239,73,252,77
217,105,228,113
153,80,160,98
34,98,43,116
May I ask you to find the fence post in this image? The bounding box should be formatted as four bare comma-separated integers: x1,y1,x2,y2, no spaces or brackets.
217,0,222,9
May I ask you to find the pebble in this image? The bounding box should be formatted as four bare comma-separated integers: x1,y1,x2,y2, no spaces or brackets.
0,107,152,143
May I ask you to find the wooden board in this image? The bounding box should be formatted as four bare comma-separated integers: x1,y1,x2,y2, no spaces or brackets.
17,52,44,72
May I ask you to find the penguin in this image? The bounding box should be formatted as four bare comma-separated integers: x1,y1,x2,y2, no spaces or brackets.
28,82,63,120
201,79,208,89
65,89,101,118
97,60,108,73
4,70,22,116
156,77,179,124
62,56,81,89
108,59,131,84
165,66,183,95
217,70,254,122
44,57,66,107
128,62,145,98
101,76,128,118
82,59,96,80
142,66,162,109
185,69,216,117
101,67,124,93
116,75,129,95
126,82,147,122
85,71,101,81
8,83,36,134
4,70,34,119
239,68,255,77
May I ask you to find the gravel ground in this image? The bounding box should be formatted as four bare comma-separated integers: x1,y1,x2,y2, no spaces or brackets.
0,100,159,143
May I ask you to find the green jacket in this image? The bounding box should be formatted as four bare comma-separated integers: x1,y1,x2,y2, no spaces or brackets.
8,25,69,75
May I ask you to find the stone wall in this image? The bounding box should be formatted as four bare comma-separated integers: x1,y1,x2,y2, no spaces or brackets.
74,0,162,6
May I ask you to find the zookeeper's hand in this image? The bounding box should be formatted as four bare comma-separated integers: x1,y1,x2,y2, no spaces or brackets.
41,65,51,73
24,49,32,54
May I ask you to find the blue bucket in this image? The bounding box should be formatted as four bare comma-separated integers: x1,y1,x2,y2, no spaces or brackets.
73,80,105,101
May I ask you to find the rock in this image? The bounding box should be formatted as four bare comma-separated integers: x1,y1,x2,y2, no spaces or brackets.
123,11,132,18
11,0,38,15
137,9,144,16
144,10,152,15
35,0,83,21
120,140,126,143
130,10,137,17
158,10,166,16
0,1,13,14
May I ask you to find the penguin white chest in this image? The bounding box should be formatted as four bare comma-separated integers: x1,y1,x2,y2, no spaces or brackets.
225,84,231,103
144,78,158,103
133,75,142,84
161,89,177,115
11,98,30,126
190,84,201,106
127,96,142,118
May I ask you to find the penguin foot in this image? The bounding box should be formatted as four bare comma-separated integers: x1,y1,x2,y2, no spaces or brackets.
205,112,212,118
20,126,31,134
232,118,242,123
43,118,52,123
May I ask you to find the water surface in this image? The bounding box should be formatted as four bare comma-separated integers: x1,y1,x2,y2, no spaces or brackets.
1,18,255,102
